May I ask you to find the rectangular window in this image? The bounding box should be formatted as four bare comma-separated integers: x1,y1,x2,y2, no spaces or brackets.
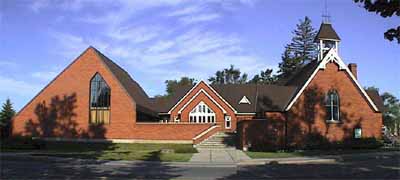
225,116,231,129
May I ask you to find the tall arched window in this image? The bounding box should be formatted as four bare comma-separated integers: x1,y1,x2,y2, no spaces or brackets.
189,101,215,124
90,73,111,124
325,90,340,121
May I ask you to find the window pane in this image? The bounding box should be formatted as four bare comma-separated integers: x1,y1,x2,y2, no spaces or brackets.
333,106,339,120
90,73,110,124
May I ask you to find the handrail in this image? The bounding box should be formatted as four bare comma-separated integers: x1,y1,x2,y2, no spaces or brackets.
192,125,220,140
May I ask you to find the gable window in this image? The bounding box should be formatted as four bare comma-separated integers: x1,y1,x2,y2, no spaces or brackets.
325,90,340,122
189,101,215,124
90,73,111,124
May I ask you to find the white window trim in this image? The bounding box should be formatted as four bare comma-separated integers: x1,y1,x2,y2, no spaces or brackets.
285,48,379,112
189,101,216,124
239,96,251,104
325,91,340,122
225,115,232,129
167,81,237,114
177,89,226,114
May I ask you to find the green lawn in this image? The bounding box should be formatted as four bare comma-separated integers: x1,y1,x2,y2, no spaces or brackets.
245,148,399,159
1,140,197,162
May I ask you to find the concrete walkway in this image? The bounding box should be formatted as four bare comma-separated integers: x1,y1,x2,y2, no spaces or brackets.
190,148,251,163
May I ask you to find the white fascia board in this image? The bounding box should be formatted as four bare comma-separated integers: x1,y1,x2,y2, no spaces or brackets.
285,48,379,112
177,89,227,114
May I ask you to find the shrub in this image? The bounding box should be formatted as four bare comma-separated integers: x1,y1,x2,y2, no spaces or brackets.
174,146,198,153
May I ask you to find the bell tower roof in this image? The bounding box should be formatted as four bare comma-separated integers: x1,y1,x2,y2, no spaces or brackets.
315,22,341,42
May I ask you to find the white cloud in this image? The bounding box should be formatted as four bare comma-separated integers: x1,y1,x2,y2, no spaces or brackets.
0,61,18,69
167,5,204,17
32,71,58,81
0,76,41,96
107,26,161,43
180,13,221,24
29,0,50,13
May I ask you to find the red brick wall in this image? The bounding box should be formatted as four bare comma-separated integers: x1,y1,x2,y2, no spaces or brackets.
237,115,255,121
12,48,215,141
169,81,237,131
13,48,137,139
287,62,382,147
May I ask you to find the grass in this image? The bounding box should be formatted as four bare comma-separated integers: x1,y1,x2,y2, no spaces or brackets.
245,148,399,159
1,140,197,162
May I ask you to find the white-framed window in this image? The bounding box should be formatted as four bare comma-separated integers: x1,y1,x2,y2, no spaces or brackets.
354,128,362,139
325,90,340,122
225,115,231,129
189,101,215,124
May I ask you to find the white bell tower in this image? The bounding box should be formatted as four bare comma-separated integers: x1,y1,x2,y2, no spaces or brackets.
315,22,341,61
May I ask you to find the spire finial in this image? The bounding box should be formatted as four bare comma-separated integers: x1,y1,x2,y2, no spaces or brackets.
322,0,331,23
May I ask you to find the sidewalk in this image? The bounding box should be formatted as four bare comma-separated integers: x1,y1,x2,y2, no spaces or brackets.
190,148,251,163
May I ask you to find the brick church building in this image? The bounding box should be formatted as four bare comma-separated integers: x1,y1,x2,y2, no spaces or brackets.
12,22,384,150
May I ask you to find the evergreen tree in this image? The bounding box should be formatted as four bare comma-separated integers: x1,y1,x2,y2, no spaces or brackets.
0,98,16,138
276,16,317,79
248,68,276,84
277,46,302,79
208,65,248,84
289,16,318,64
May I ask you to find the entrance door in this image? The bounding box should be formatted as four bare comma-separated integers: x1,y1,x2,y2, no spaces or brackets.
225,115,231,129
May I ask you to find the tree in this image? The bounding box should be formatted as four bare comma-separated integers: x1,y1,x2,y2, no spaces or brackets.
165,77,196,96
248,68,277,84
381,92,400,135
208,65,248,84
276,46,302,79
289,16,318,64
354,0,400,43
0,98,16,138
276,17,317,79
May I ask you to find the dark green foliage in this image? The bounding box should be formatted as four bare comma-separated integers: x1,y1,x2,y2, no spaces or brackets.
304,136,383,150
174,146,198,153
277,17,317,79
381,92,400,135
165,77,196,96
354,0,400,43
0,98,16,138
208,65,248,84
248,68,277,84
277,46,302,79
289,16,318,64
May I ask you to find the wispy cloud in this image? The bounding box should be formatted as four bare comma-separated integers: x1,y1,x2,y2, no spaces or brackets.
0,76,41,96
180,13,221,25
32,71,58,81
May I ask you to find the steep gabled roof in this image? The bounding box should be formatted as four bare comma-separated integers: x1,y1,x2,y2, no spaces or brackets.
366,90,384,112
315,23,341,41
285,48,379,112
150,85,194,113
212,84,298,112
152,83,298,113
92,47,157,116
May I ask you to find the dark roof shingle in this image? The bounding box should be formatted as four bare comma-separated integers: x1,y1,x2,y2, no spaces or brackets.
315,23,341,41
93,47,157,116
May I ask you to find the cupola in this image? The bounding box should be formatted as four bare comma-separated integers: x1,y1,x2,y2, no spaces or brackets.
315,22,341,60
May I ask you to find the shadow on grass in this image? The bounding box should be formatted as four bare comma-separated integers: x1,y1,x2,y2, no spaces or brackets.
219,153,400,179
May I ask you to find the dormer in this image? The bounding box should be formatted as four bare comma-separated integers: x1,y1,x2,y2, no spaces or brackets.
315,22,341,61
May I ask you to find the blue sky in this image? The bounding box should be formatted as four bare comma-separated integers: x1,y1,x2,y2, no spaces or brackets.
1,0,399,111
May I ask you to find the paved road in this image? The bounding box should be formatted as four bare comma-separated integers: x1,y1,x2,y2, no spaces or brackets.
1,152,399,179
